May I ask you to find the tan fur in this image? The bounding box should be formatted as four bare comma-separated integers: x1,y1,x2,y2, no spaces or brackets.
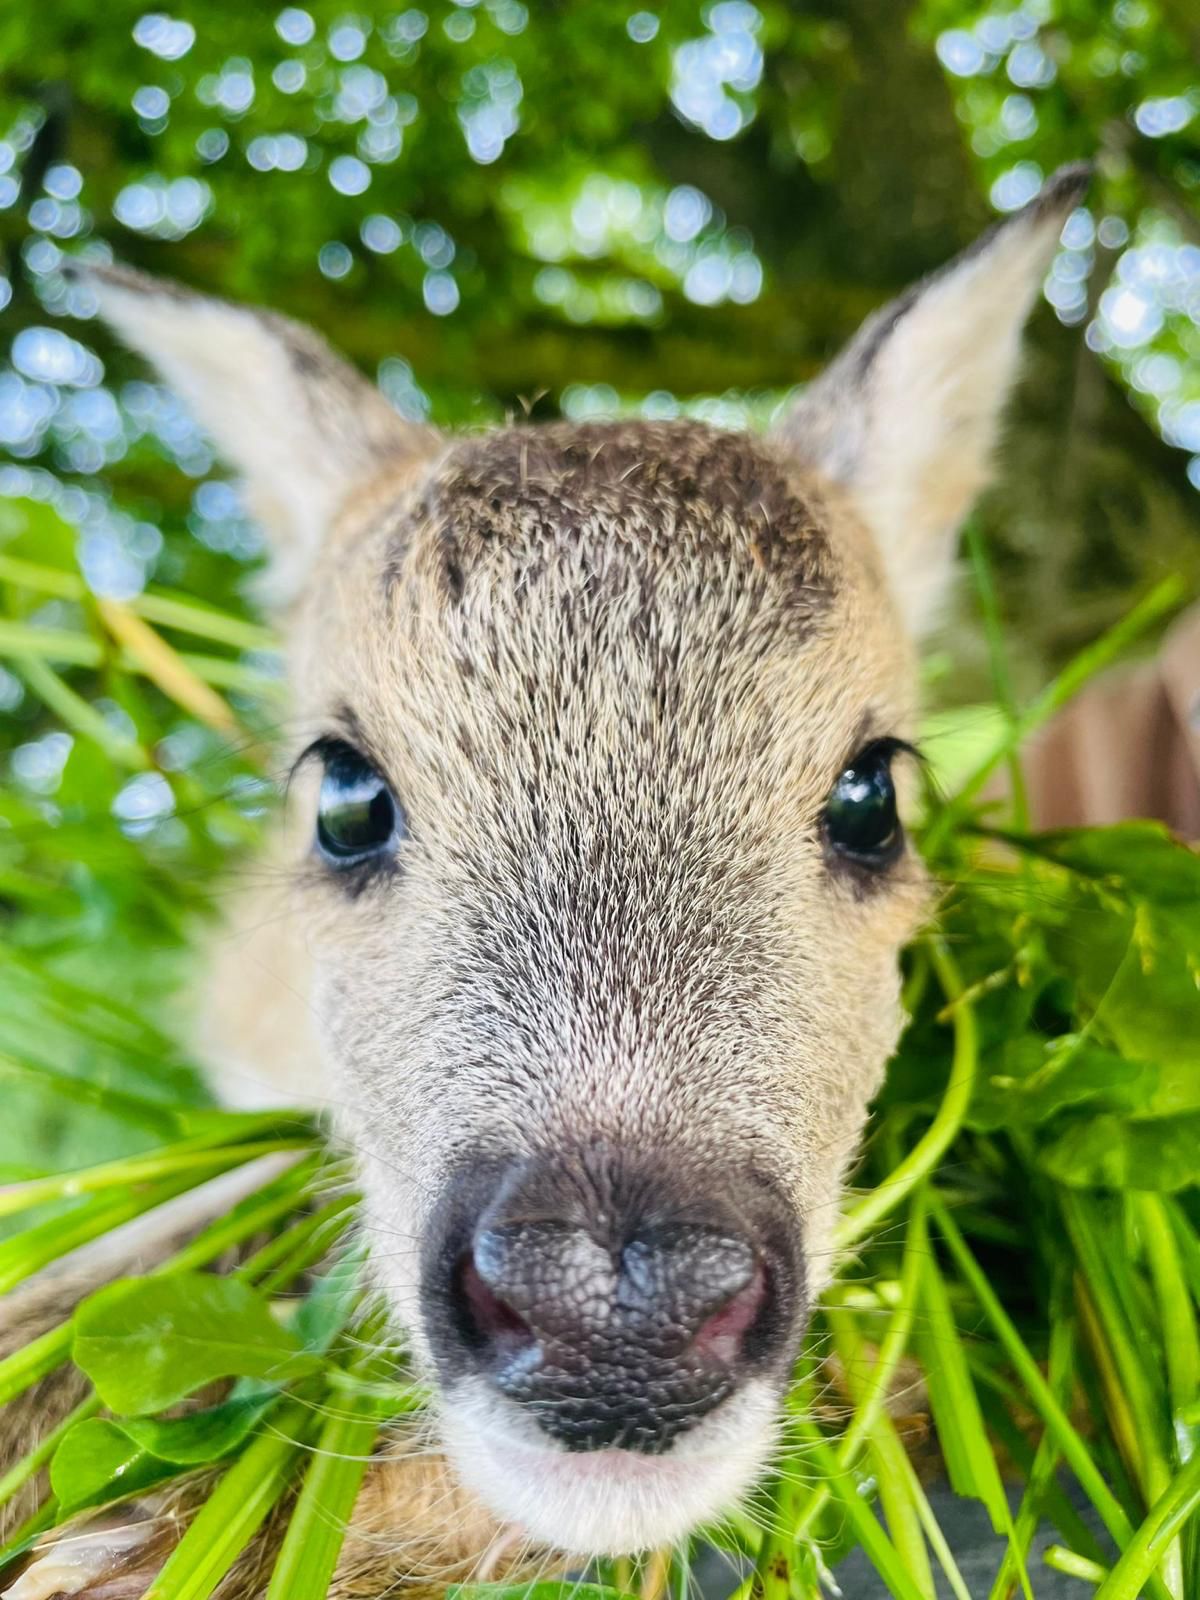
2,168,1089,1594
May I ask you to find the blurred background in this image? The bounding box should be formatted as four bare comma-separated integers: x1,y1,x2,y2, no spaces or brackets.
0,0,1197,1192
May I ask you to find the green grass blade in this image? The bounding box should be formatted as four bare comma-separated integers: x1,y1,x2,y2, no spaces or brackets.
930,1199,1175,1600
243,1196,358,1293
0,619,274,695
1165,1200,1200,1305
988,1272,1087,1600
0,553,83,600
144,1400,312,1600
0,1138,311,1221
1061,1189,1176,1588
1140,1193,1200,1593
828,1307,936,1597
925,574,1185,852
264,1383,382,1600
916,1232,1032,1598
977,1385,1106,1568
917,1240,1008,1528
744,1449,801,1600
1044,1547,1108,1585
0,1323,75,1406
836,942,976,1252
1094,1454,1200,1600
134,591,276,652
790,1191,930,1551
1139,1192,1200,1456
892,1448,973,1600
0,621,99,667
671,1538,692,1600
13,655,150,769
0,553,276,651
0,1174,211,1294
170,1156,324,1276
791,1420,933,1600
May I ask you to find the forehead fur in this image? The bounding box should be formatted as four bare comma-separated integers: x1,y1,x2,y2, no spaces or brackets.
394,419,838,637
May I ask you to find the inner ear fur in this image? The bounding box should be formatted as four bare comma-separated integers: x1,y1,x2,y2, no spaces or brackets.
79,261,438,606
772,163,1091,638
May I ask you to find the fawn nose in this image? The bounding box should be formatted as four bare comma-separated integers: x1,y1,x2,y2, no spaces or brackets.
425,1147,801,1453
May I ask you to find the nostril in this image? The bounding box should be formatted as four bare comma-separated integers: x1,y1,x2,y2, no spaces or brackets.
424,1152,805,1455
690,1259,770,1366
455,1256,535,1359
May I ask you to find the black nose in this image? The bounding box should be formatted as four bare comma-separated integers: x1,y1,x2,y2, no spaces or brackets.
423,1145,802,1453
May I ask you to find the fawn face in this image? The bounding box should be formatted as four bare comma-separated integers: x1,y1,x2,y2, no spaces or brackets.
86,164,1086,1556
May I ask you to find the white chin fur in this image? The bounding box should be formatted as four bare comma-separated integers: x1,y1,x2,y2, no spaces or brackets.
439,1376,779,1556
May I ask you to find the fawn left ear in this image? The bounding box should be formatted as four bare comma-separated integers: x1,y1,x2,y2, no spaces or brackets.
76,262,437,607
773,163,1091,637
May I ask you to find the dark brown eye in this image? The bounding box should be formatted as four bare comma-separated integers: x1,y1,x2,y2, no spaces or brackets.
825,742,903,866
316,743,402,867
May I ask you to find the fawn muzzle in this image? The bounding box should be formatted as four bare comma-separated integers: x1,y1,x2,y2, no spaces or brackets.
424,1144,804,1453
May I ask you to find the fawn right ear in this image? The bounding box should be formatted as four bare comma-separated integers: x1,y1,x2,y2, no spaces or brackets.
772,163,1090,638
75,262,437,607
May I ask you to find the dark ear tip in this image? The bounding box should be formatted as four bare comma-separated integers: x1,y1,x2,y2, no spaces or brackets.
61,256,166,297
60,256,118,288
1029,161,1093,221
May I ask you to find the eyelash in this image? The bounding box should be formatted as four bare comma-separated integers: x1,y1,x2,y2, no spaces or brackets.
859,735,922,767
289,733,370,787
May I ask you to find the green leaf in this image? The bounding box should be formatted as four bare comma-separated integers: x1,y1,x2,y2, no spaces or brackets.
293,1244,368,1354
73,1273,321,1414
969,1036,1155,1131
1003,826,1200,1101
1002,823,1200,908
50,1419,176,1514
1074,911,1200,1105
122,1384,283,1463
56,1247,359,1518
1039,1112,1200,1192
49,1384,287,1515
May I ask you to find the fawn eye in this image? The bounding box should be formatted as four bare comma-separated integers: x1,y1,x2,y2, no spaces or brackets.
316,743,402,867
824,741,903,867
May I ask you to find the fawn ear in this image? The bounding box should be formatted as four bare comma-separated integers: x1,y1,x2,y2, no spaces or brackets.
77,263,436,606
773,163,1090,637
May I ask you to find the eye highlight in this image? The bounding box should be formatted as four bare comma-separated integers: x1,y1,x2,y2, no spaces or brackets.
314,741,404,869
824,740,907,868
